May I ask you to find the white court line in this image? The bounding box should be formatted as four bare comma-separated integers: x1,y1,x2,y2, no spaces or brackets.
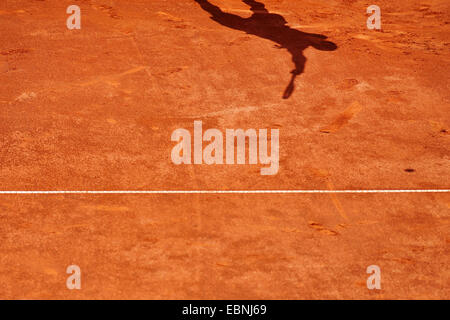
0,189,449,194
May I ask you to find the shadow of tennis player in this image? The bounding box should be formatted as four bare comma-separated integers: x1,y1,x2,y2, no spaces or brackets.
194,0,337,99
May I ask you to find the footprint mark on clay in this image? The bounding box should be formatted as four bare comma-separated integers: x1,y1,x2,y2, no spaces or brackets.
93,4,121,19
308,221,339,236
320,101,363,133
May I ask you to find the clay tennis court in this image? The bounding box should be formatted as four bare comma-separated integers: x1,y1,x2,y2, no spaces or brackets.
0,0,449,299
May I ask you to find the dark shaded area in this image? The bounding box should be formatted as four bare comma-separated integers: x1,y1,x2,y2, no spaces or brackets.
194,0,337,99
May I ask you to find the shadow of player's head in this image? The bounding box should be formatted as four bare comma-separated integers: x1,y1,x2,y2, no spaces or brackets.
307,34,338,51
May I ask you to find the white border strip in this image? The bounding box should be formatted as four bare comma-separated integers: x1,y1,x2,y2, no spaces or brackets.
0,190,449,194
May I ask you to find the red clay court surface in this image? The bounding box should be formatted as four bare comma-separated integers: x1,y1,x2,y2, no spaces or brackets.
0,0,449,299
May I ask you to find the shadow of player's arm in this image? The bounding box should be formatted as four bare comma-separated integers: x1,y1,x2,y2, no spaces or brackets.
194,0,246,29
